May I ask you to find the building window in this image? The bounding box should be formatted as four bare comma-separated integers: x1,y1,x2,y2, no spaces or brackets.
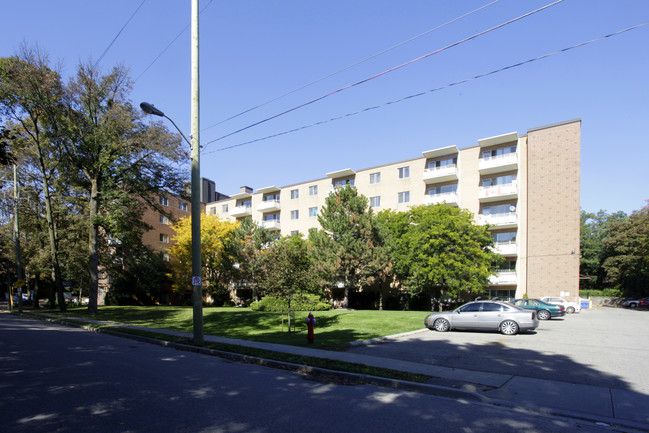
309,207,318,218
398,191,410,204
159,215,170,225
427,184,457,196
179,202,188,211
427,156,457,170
291,189,299,199
222,204,229,213
290,230,300,236
482,203,517,216
482,145,517,160
263,214,280,222
309,185,318,196
482,174,517,187
369,196,381,208
333,178,354,188
398,166,410,179
210,207,216,215
159,196,168,206
291,210,299,220
493,231,517,244
160,233,169,243
369,172,381,184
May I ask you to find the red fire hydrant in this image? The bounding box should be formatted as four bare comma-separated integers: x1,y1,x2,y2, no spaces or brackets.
306,312,316,343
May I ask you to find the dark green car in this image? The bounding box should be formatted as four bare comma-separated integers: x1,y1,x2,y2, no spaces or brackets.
510,299,565,320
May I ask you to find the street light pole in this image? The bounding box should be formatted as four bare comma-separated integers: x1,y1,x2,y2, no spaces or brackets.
139,0,203,344
140,100,203,343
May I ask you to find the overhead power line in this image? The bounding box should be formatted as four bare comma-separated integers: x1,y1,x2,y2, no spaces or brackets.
202,0,564,149
134,0,214,83
204,21,649,154
201,0,502,132
94,0,147,69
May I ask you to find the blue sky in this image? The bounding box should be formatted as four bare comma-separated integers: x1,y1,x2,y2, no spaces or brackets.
2,0,648,215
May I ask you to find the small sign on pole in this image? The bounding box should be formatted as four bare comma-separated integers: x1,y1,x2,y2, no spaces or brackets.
192,276,201,286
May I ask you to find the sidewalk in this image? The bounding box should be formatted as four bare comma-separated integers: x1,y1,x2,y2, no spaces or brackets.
14,311,649,431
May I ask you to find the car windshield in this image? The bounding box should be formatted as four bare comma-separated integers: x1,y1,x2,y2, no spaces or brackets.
505,303,526,311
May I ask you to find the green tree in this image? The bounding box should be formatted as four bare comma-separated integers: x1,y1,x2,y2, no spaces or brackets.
580,209,627,290
308,184,387,307
257,234,319,330
601,202,649,296
57,63,187,313
231,217,273,302
379,204,499,310
0,49,68,310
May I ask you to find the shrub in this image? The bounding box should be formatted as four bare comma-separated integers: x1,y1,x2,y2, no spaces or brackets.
250,294,331,312
580,288,623,298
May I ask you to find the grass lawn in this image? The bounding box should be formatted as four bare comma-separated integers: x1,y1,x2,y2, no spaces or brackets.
41,306,428,350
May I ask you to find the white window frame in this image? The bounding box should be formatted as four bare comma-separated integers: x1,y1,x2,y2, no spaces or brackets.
369,172,381,184
398,166,410,179
398,191,410,204
291,210,299,220
291,189,299,199
369,196,381,208
309,185,318,196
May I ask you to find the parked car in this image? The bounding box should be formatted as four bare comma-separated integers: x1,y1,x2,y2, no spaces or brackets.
622,298,646,308
638,298,649,309
424,300,539,335
510,298,565,320
539,296,581,314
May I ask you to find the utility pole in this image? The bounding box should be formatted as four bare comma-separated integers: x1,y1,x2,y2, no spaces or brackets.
190,0,203,343
13,164,23,312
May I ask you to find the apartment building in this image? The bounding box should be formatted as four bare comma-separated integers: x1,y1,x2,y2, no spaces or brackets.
206,119,581,301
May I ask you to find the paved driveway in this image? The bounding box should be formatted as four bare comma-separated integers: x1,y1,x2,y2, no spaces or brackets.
348,307,649,394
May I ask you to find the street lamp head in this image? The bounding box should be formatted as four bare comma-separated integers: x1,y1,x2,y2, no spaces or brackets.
140,102,165,117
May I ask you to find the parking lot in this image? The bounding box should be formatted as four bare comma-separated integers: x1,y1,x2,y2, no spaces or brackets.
348,307,649,395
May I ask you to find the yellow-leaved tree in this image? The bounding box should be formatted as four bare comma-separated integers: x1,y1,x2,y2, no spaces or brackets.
169,214,239,304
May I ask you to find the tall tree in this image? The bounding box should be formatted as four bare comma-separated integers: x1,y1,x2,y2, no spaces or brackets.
57,63,187,313
580,209,627,290
257,234,318,330
379,204,499,310
601,202,649,297
231,217,273,302
0,49,68,310
308,184,387,307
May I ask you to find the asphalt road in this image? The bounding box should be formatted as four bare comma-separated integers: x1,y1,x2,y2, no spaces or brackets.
348,307,649,394
0,313,620,433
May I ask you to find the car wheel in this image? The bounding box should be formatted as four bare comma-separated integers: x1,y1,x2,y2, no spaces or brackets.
537,309,551,320
500,320,519,335
566,306,575,314
630,303,637,308
433,318,450,332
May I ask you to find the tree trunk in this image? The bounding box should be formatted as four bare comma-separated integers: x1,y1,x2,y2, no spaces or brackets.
33,275,40,309
88,177,100,314
35,141,66,311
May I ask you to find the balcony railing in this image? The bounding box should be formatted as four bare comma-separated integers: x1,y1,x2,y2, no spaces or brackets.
423,164,458,183
262,220,281,231
257,199,281,212
479,152,518,174
479,212,517,228
424,192,458,206
489,271,517,285
230,205,252,217
492,241,517,256
478,182,518,202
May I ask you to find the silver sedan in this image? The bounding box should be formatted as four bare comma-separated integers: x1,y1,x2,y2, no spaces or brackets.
424,301,539,335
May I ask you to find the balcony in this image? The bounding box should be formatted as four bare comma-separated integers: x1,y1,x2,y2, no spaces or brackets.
230,205,252,218
424,193,458,206
479,152,518,174
492,241,517,256
423,165,458,184
489,271,517,285
478,182,518,202
257,200,281,213
479,212,518,229
262,220,281,231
